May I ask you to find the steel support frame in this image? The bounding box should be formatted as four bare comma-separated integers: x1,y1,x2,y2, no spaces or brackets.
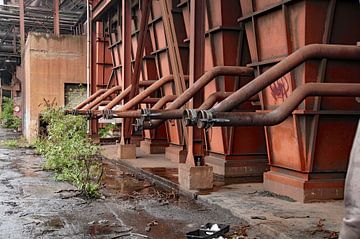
185,0,206,166
53,0,60,36
120,0,132,145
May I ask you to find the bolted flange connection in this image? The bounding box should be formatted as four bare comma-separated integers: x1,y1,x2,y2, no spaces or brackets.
182,109,199,126
102,109,114,119
196,110,230,129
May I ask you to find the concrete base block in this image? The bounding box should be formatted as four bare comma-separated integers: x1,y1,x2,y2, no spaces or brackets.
206,153,267,183
178,164,213,190
118,144,136,159
264,170,345,203
140,139,168,154
165,144,187,163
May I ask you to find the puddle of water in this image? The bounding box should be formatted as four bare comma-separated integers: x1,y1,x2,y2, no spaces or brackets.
102,162,155,195
88,224,114,235
45,217,64,229
142,167,179,184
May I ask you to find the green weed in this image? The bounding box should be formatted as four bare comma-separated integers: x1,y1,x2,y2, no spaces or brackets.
34,105,102,198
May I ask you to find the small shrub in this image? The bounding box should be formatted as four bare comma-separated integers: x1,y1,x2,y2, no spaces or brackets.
34,105,102,198
98,123,117,138
1,98,21,129
2,139,18,148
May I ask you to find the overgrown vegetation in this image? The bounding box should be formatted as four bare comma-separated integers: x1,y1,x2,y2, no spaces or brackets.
0,98,21,130
1,137,30,148
98,123,117,138
34,103,102,198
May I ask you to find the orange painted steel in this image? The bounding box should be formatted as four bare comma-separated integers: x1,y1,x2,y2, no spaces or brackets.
236,0,360,202
197,83,360,127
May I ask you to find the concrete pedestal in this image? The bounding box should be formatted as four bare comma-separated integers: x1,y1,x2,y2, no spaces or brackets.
140,139,169,154
178,164,213,190
264,169,345,203
118,143,136,159
165,144,187,163
206,153,267,183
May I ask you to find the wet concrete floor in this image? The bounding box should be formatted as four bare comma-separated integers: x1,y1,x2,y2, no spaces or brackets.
0,128,259,239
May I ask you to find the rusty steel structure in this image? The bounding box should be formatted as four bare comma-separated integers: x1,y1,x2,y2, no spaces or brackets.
77,0,360,202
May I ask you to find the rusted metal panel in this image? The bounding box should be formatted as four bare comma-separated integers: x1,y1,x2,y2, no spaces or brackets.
179,0,267,178
237,0,360,201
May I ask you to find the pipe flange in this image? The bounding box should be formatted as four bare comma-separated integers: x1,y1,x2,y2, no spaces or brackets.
183,109,198,126
134,118,144,131
196,110,213,130
140,108,152,121
103,109,114,119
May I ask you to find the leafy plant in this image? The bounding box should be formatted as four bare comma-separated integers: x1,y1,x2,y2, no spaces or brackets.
1,97,21,130
34,103,102,198
1,137,30,148
2,139,18,148
98,123,117,138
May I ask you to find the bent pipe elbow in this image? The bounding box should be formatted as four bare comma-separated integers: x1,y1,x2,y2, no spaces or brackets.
199,83,360,128
212,44,360,113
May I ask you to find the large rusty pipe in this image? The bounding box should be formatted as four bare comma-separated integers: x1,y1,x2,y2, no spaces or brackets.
198,92,234,110
75,89,107,110
141,98,162,104
197,83,360,128
82,85,123,110
152,95,177,110
103,81,158,110
117,75,178,111
212,44,360,113
101,86,132,110
74,81,155,112
142,66,253,129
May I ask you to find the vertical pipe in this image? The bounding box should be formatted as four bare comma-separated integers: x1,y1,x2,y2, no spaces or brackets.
185,0,205,166
19,0,25,52
86,0,91,99
53,0,60,36
86,0,92,133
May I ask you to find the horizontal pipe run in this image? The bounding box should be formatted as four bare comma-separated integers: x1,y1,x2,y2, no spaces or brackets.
197,83,360,128
143,66,253,129
141,109,183,120
212,44,360,113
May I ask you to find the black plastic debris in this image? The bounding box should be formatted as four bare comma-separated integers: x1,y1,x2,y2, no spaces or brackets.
186,223,230,239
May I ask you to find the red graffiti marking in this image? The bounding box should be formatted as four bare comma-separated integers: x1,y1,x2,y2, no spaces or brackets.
269,76,290,103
